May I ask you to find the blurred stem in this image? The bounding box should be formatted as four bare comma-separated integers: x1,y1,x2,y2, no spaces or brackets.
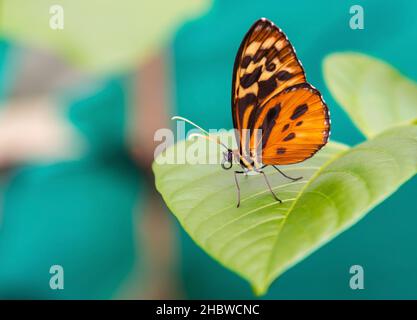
125,48,181,299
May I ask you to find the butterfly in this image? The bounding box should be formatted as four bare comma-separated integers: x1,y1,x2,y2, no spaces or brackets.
174,18,330,207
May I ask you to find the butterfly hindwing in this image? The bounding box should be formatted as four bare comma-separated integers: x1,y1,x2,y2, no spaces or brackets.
252,83,330,165
232,18,306,156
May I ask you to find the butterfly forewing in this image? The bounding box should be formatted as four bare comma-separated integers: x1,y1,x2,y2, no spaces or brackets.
231,18,330,165
232,18,306,157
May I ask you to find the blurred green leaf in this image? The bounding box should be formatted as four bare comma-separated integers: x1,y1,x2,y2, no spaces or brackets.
153,125,417,295
324,52,417,138
0,0,211,73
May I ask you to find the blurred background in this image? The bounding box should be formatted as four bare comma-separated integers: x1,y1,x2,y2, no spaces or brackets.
0,0,416,299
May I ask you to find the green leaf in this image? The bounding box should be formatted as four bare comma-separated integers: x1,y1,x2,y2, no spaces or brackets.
153,125,417,295
324,52,417,138
0,0,210,73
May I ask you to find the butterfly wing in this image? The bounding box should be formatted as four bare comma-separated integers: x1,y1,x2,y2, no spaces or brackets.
251,83,330,165
232,18,306,156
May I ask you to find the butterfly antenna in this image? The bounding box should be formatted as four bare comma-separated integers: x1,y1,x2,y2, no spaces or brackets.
188,133,229,150
171,116,229,150
171,116,210,136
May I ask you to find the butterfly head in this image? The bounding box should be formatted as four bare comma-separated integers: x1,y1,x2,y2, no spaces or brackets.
221,149,233,170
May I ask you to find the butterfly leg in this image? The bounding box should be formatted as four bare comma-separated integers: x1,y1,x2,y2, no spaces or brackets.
272,165,303,182
260,171,282,204
234,171,244,208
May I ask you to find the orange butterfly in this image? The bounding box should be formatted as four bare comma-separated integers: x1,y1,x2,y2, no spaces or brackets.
174,18,330,207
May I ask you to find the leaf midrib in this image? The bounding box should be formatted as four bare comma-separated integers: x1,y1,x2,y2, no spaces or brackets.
262,143,350,288
261,131,417,289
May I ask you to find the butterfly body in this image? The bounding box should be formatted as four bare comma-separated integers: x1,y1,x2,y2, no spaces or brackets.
225,18,331,207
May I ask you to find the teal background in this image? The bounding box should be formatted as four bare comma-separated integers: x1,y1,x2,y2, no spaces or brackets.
0,65,144,298
0,0,416,299
173,0,417,299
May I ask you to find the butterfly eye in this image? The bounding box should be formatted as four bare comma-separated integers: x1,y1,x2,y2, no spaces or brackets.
221,159,233,170
221,151,233,170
